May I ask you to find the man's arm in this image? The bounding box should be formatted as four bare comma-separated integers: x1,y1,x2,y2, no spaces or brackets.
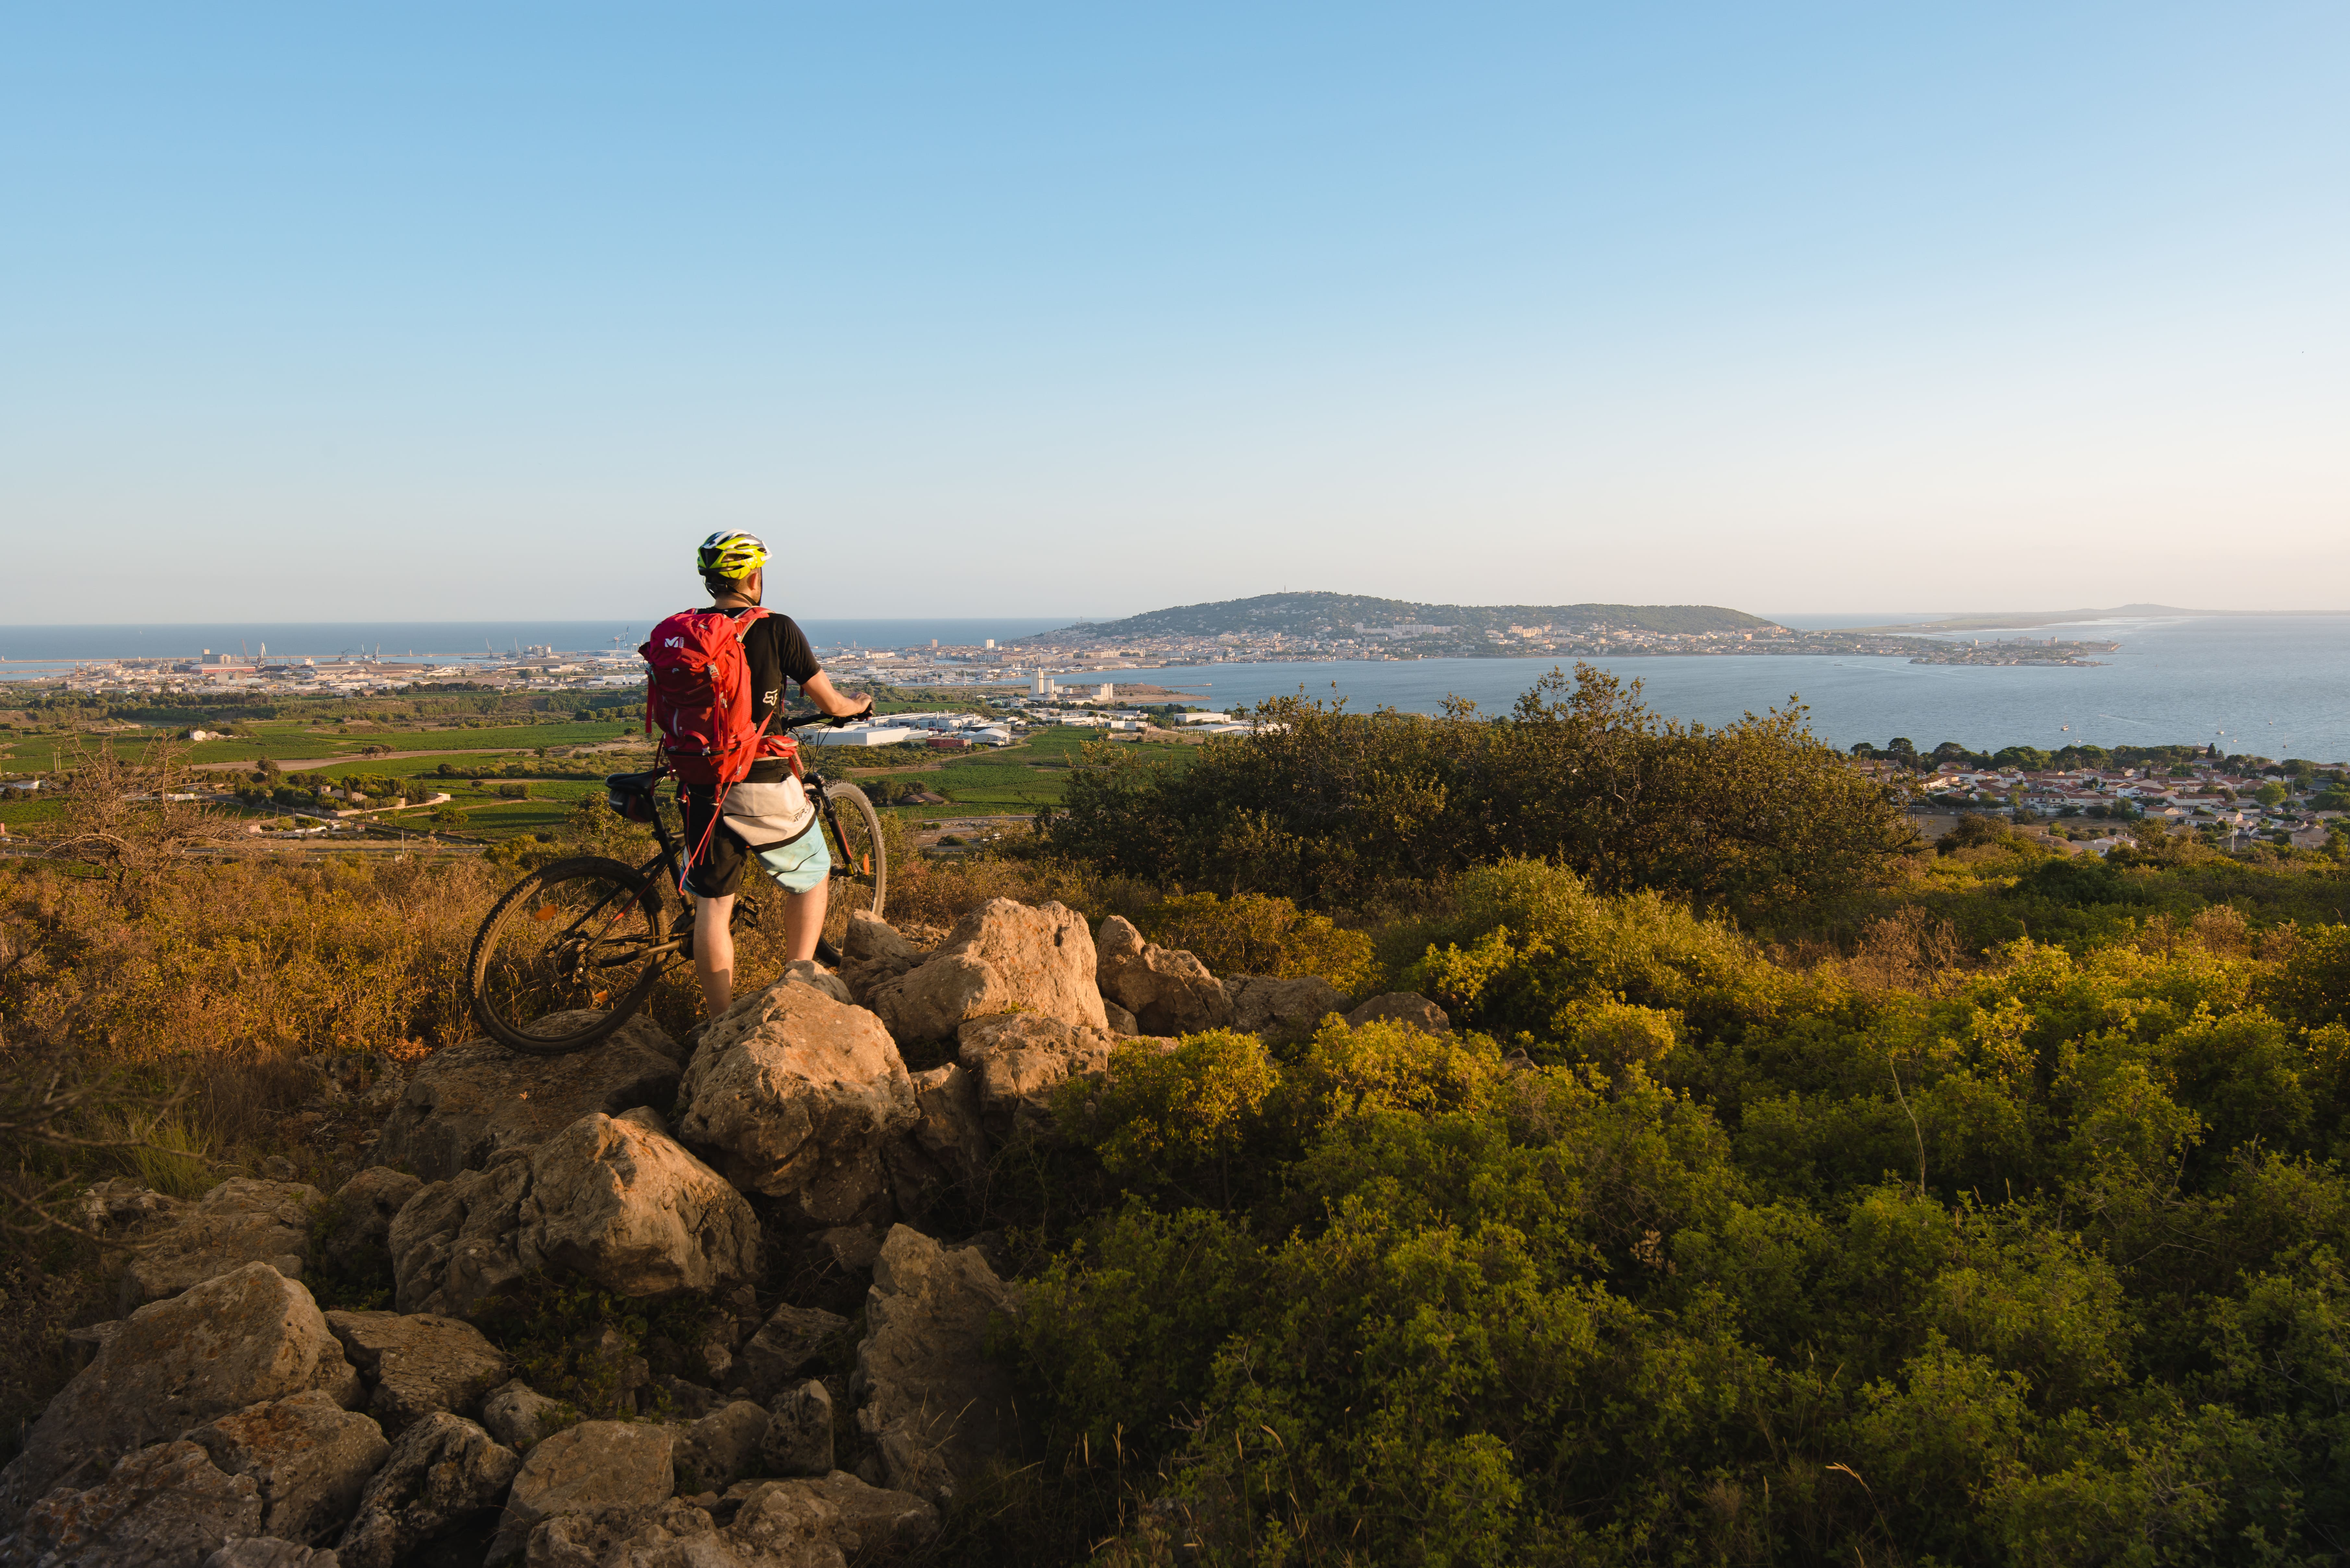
801,669,873,720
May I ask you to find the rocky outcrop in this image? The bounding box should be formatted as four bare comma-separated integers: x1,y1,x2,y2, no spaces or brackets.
1,1263,360,1524
579,1475,935,1568
881,1066,990,1218
187,1391,389,1546
839,912,925,1004
1225,974,1348,1042
119,1179,324,1312
854,1226,1021,1502
372,1016,684,1183
204,1539,343,1567
388,1111,759,1317
675,1401,769,1492
866,901,1107,1044
316,1170,419,1278
332,1413,518,1568
479,1382,566,1455
324,1311,511,1434
731,1306,850,1406
955,1015,1112,1141
1095,917,1233,1037
1102,999,1140,1035
1,1440,261,1568
761,1382,834,1479
1345,992,1451,1033
675,979,915,1227
488,1419,674,1564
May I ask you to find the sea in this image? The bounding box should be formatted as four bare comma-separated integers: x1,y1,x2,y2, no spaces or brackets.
4,612,2345,763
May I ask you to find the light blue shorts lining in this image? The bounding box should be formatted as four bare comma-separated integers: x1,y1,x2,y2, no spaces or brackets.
755,824,832,894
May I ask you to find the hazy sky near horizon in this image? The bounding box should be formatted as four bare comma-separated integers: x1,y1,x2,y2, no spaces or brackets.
4,4,2346,622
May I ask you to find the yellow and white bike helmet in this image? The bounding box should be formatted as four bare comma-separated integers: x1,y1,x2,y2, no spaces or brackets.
696,530,769,579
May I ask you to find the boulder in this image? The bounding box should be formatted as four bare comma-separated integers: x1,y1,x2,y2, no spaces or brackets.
1094,917,1232,1037
479,1382,567,1455
674,980,916,1223
332,1414,518,1568
2,1440,261,1568
593,1474,933,1568
1345,992,1451,1034
324,1311,510,1434
1224,974,1348,1042
866,901,1107,1044
955,1015,1113,1141
760,1381,834,1479
119,1179,323,1313
488,1420,674,1564
187,1391,389,1546
853,1226,1021,1502
371,1016,684,1184
1102,999,1140,1036
79,1178,180,1233
203,1540,342,1567
675,1402,769,1492
0,1263,360,1524
839,912,925,1004
731,1306,850,1406
388,1112,759,1318
774,961,854,1006
881,1066,990,1220
316,1170,420,1277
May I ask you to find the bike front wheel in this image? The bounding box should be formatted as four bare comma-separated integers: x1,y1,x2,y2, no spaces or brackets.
468,856,672,1055
821,782,886,950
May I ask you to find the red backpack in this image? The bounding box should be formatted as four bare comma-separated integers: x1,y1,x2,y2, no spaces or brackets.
640,607,775,788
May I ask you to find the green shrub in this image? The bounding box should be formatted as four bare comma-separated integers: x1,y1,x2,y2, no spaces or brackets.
1135,890,1380,996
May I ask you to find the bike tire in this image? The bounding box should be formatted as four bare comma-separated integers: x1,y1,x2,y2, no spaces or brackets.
468,856,671,1055
821,782,886,949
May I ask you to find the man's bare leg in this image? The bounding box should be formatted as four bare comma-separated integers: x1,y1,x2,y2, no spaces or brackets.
782,880,829,964
694,893,736,1015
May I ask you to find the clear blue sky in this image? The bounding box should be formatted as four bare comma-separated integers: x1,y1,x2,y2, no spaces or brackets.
4,4,2344,621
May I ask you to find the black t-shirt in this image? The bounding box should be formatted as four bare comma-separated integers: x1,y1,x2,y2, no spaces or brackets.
732,611,821,783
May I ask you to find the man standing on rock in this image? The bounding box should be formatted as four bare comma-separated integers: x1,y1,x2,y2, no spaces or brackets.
666,531,872,1016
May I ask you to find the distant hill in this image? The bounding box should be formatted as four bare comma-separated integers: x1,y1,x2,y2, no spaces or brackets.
1023,593,1779,643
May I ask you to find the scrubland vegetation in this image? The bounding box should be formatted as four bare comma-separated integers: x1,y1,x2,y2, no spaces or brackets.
6,666,2350,1563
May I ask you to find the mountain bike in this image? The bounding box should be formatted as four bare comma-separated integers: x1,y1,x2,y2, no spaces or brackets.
465,711,886,1055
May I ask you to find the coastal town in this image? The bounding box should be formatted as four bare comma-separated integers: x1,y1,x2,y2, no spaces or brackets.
1895,755,2350,855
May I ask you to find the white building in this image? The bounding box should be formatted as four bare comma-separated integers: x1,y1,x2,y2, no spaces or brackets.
807,724,921,747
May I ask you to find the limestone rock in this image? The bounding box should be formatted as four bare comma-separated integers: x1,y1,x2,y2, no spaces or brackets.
1224,974,1348,1043
1094,917,1234,1037
839,912,925,1004
316,1170,420,1277
2,1440,260,1568
760,1382,833,1479
119,1179,323,1312
332,1413,518,1568
775,961,854,1006
187,1391,389,1546
204,1539,342,1567
78,1178,181,1233
324,1311,510,1434
955,1014,1113,1141
372,1016,684,1184
881,1066,989,1219
1344,992,1451,1034
388,1112,759,1318
674,980,915,1218
740,1473,936,1559
853,1226,1021,1502
866,900,1107,1044
731,1306,850,1406
488,1420,674,1564
1102,999,1140,1035
0,1263,359,1525
675,1402,768,1493
480,1382,567,1455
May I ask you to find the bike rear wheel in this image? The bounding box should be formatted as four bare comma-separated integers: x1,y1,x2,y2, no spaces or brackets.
468,856,671,1055
820,781,886,951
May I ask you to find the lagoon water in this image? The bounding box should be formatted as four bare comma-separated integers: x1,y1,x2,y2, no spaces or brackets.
4,612,2344,762
1154,614,2350,763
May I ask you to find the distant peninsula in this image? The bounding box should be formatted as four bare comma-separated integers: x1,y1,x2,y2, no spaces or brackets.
1009,592,2119,667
